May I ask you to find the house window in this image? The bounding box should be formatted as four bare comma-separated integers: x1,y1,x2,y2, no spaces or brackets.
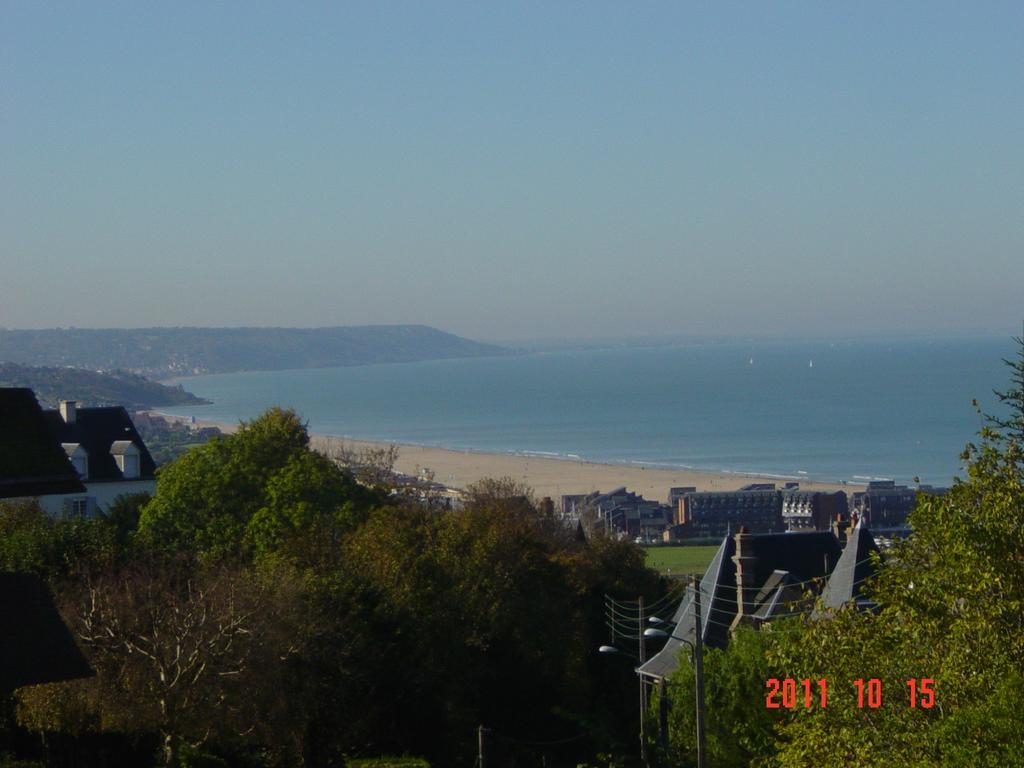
66,497,90,517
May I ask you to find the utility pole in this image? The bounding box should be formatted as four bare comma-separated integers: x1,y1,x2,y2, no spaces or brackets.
658,678,669,750
638,595,648,767
693,578,707,768
477,725,490,768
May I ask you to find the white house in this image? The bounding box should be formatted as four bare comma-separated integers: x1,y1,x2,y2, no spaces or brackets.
37,399,157,516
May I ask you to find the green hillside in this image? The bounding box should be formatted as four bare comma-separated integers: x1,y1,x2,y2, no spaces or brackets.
0,363,209,410
0,325,510,379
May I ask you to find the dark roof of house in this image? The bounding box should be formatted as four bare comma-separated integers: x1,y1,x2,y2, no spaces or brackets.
819,523,881,612
752,571,810,620
0,572,93,691
0,388,86,498
638,536,734,680
43,406,156,482
746,532,842,588
639,531,843,681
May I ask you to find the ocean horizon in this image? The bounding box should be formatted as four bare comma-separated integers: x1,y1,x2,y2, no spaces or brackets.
160,335,1017,487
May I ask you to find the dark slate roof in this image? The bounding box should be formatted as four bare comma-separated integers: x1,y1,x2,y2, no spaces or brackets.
43,406,156,482
747,532,841,589
0,388,86,498
0,572,93,691
638,536,736,680
752,571,810,621
818,524,881,612
639,531,843,681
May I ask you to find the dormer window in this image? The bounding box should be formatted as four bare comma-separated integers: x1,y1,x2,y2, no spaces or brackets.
61,443,89,480
110,441,141,479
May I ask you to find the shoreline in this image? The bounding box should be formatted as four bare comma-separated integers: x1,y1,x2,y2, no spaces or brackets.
146,411,863,500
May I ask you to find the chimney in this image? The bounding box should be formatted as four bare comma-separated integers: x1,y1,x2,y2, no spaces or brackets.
731,526,756,630
59,400,77,424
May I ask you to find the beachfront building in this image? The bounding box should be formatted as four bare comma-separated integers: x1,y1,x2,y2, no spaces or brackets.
674,485,785,539
562,487,674,541
668,486,696,507
782,489,848,531
850,480,946,531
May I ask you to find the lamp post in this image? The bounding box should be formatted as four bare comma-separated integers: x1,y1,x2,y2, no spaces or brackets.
601,579,707,768
643,580,706,768
599,591,650,768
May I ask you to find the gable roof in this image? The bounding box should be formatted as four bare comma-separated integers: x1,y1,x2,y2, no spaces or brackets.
638,531,843,682
0,388,86,498
638,536,735,680
43,406,156,482
818,523,881,612
0,572,93,691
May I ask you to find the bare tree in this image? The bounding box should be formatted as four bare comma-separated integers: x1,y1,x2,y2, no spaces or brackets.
70,564,267,766
315,436,401,489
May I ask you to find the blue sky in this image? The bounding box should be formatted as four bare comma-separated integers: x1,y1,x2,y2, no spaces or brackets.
3,2,1022,340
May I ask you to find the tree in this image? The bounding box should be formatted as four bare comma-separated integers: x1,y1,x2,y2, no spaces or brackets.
0,499,117,582
18,563,275,768
766,338,1024,767
103,492,151,549
982,334,1024,446
664,625,784,768
318,436,401,491
342,492,662,766
138,407,378,563
245,449,371,568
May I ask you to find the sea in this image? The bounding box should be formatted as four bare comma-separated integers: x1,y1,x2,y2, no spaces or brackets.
159,335,1019,487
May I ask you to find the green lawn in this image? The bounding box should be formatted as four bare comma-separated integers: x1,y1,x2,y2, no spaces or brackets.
643,545,720,576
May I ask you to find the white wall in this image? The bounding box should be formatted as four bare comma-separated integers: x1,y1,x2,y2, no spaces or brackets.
35,479,157,517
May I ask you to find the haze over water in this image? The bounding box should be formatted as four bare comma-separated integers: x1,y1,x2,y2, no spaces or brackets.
162,335,1015,487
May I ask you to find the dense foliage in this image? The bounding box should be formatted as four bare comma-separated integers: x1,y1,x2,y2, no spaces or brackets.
662,338,1024,767
1,409,660,768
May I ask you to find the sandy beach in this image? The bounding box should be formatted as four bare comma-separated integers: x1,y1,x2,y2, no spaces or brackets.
152,412,859,501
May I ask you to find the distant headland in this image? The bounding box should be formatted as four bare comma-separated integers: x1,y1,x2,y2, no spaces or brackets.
0,325,511,380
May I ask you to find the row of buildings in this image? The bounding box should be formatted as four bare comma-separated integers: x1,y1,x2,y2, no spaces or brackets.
563,478,944,541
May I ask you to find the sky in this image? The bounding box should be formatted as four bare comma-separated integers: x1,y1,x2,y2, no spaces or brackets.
2,2,1022,342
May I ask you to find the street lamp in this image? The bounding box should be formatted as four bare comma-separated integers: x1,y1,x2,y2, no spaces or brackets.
598,581,707,768
642,584,707,768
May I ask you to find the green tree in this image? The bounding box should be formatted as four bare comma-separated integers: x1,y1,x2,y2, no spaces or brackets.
245,449,371,568
138,407,377,563
0,499,117,581
767,339,1024,767
342,488,662,766
103,491,150,549
665,626,784,768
